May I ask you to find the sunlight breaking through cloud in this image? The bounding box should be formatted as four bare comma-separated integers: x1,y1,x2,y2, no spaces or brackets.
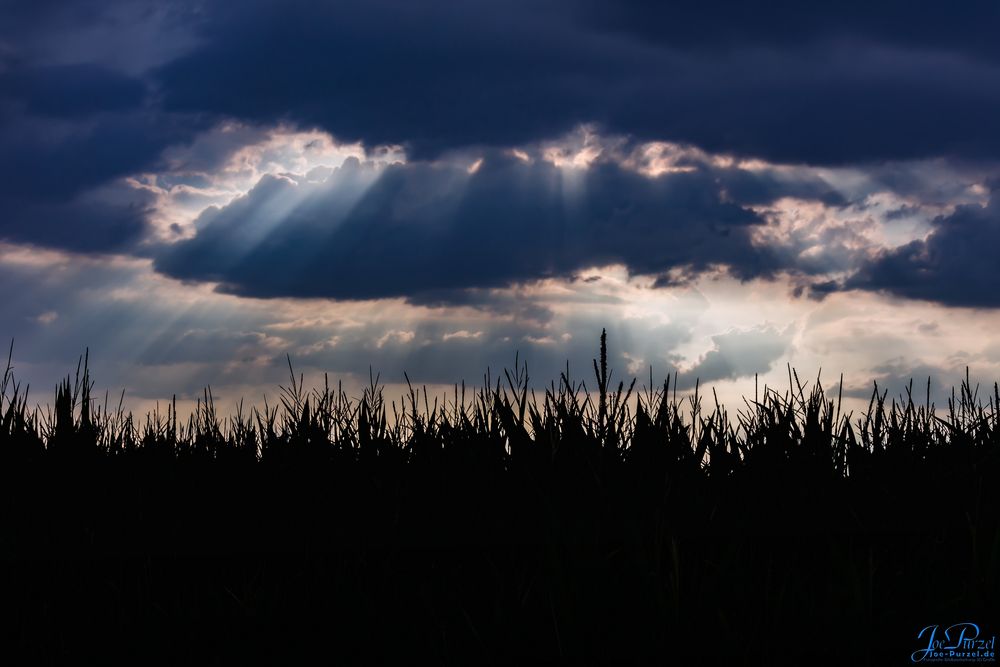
2,116,999,417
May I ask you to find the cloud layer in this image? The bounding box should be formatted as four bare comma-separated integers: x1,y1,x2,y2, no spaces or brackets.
848,187,1000,307
155,1,1000,165
154,146,852,300
2,0,1000,410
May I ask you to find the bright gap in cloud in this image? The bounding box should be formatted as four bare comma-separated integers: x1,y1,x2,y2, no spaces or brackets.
135,123,406,241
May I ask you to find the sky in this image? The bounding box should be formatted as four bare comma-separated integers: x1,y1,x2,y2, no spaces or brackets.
2,0,1000,417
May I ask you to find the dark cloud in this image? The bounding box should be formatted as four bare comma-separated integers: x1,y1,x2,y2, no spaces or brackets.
0,64,146,117
0,116,166,251
152,151,834,300
0,0,997,309
0,107,202,251
803,280,842,301
884,205,924,221
677,326,791,388
582,1,1000,58
0,190,156,253
0,0,203,74
0,2,202,253
155,0,1000,164
847,188,1000,307
713,168,844,208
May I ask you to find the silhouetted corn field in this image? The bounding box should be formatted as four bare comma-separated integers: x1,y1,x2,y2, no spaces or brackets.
2,333,997,664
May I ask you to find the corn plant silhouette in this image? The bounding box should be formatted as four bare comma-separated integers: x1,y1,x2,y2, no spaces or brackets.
0,333,996,665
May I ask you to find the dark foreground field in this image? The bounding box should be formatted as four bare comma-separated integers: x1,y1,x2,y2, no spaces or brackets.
2,335,998,665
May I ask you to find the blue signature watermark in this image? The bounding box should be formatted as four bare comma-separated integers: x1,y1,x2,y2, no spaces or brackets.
912,623,996,663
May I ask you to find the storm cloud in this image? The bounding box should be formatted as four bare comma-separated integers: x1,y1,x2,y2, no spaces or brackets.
152,149,850,300
847,187,1000,307
157,0,1000,164
677,325,792,388
1,0,998,259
